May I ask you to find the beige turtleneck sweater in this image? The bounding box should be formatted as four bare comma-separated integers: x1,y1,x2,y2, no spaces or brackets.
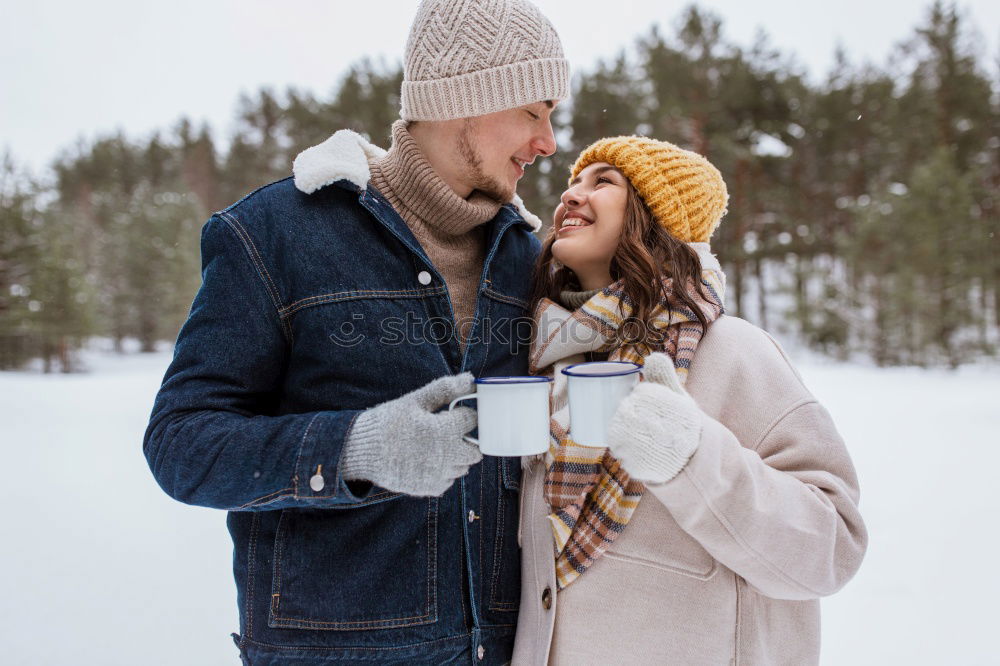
368,121,501,348
559,288,601,310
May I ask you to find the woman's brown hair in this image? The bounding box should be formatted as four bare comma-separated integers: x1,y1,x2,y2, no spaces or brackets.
529,177,713,350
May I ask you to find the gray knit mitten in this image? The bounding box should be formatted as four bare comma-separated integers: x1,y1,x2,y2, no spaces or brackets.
340,373,481,497
607,353,703,484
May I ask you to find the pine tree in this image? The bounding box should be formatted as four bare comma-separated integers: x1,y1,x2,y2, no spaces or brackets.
0,154,39,368
26,207,96,372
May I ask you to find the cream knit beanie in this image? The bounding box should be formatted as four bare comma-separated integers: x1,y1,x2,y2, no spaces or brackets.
400,0,570,121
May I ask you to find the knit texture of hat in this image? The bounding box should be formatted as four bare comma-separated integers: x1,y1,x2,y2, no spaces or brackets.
570,136,729,243
401,0,570,121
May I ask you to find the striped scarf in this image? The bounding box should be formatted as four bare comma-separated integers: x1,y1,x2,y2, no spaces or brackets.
530,263,725,590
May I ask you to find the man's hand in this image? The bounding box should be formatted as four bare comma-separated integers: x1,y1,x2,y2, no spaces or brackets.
607,353,702,484
340,373,481,497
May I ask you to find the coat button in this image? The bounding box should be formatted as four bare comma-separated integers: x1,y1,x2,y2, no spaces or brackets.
542,586,552,610
468,510,476,523
477,645,485,660
417,270,432,285
309,473,325,492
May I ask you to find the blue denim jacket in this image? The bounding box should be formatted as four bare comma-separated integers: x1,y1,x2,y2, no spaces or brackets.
144,151,541,664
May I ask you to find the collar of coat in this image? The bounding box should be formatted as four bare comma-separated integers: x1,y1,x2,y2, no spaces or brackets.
529,243,723,372
291,128,543,232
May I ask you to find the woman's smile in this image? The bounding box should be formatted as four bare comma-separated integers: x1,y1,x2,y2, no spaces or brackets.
557,211,594,234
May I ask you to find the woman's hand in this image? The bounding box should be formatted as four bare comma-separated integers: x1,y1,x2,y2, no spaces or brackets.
607,353,703,484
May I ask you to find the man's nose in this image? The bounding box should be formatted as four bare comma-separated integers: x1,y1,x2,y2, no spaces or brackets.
532,118,557,157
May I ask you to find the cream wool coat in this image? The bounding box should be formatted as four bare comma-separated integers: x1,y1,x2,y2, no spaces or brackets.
512,310,868,665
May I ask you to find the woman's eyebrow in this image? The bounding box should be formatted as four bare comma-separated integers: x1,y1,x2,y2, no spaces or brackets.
569,165,619,186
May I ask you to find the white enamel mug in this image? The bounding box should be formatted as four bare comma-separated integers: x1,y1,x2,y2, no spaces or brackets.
447,376,553,456
562,361,641,447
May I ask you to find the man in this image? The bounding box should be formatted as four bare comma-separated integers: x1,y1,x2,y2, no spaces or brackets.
143,1,568,664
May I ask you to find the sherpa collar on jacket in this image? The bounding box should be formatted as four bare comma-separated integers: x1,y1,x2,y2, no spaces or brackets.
291,128,543,232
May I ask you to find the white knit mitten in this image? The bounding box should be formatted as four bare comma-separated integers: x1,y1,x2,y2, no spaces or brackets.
607,353,702,484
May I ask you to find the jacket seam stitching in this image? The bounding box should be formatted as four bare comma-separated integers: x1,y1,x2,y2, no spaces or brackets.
427,498,438,622
279,286,448,317
217,211,293,343
238,492,295,509
245,512,260,640
358,189,435,269
479,460,485,603
733,575,742,665
238,632,473,652
269,611,436,628
303,489,399,505
238,487,295,509
270,509,287,623
217,212,281,309
482,286,529,309
293,412,323,498
489,462,516,611
750,397,818,452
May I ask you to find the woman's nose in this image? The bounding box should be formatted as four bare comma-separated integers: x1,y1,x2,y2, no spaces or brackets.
561,186,584,207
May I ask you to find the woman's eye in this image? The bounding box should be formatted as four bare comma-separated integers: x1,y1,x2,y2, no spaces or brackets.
596,176,612,185
526,110,540,120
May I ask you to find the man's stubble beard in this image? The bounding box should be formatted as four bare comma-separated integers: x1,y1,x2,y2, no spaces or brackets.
457,121,514,203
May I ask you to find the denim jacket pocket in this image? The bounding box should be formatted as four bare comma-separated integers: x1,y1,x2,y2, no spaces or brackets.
268,497,439,630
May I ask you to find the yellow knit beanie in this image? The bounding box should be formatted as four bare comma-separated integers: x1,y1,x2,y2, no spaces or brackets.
569,136,729,243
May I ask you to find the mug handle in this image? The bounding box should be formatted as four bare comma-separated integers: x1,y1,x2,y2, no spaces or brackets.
448,393,479,446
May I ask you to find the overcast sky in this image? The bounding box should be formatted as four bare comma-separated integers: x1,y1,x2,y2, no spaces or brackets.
2,0,997,174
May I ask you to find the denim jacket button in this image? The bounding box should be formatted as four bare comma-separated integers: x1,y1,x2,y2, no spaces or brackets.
417,270,432,285
309,473,325,492
477,645,485,660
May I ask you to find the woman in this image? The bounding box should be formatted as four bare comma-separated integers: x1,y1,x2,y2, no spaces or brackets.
513,136,867,665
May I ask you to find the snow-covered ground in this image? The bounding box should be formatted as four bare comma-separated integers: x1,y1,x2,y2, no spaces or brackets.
1,344,998,665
